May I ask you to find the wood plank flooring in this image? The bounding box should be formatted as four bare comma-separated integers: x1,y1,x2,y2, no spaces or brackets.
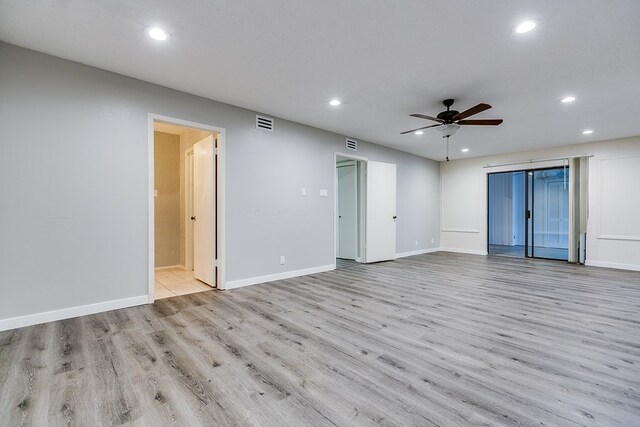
1,252,639,426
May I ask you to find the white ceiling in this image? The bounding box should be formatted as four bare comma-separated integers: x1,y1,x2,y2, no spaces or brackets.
2,0,639,160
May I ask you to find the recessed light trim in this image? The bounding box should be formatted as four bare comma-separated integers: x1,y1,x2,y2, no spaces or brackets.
461,148,469,153
147,27,169,41
582,129,594,135
329,99,341,106
561,96,576,103
414,130,424,135
515,21,536,34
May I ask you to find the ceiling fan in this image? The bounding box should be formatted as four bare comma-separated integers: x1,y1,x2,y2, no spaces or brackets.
401,98,503,136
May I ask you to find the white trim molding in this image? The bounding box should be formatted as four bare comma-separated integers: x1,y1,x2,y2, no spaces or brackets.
597,235,640,242
396,247,441,258
441,229,480,234
0,295,148,332
439,247,488,256
586,260,640,272
225,265,335,290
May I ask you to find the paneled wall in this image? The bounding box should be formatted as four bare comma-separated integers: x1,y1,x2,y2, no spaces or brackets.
440,136,640,270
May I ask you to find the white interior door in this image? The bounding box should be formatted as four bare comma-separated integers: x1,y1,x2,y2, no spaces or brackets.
337,163,358,259
193,135,215,286
366,161,396,263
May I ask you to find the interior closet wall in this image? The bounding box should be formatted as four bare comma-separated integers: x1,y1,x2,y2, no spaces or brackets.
154,132,181,267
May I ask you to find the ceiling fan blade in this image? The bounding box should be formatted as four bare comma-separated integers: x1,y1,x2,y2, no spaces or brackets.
410,113,444,123
400,123,443,135
453,103,492,120
457,119,503,126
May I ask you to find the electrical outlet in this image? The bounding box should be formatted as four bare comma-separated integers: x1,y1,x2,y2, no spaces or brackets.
301,188,306,196
280,256,285,265
415,240,418,246
431,238,435,244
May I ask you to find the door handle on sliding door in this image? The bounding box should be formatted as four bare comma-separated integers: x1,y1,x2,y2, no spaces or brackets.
526,210,531,219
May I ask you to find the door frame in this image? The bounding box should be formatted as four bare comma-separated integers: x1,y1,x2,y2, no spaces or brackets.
334,151,368,266
486,165,569,261
184,148,194,271
336,160,358,260
148,113,226,303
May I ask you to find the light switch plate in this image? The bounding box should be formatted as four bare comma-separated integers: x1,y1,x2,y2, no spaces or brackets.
154,190,158,198
301,188,306,196
319,189,328,197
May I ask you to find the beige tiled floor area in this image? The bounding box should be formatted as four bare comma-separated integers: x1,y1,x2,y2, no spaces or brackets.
154,267,214,299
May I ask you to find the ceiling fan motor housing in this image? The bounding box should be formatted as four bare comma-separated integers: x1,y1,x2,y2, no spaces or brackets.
437,110,460,122
437,99,459,122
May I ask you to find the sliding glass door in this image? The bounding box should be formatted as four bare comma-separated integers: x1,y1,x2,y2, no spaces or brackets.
488,171,526,257
490,167,568,261
526,168,569,260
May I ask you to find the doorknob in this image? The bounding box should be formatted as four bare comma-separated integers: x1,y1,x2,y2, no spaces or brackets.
191,216,196,221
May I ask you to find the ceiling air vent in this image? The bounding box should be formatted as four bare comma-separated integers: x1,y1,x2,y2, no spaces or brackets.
256,115,274,132
345,138,358,151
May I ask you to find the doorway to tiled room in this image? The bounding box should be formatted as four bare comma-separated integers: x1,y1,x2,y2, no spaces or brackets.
153,121,219,298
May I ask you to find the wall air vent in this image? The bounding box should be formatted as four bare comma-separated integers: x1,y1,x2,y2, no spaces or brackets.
345,138,358,151
256,115,274,132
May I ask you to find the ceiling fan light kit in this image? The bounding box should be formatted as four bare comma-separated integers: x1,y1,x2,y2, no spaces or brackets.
437,123,460,137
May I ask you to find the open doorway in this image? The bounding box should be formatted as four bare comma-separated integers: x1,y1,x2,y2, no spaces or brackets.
336,155,365,268
334,153,397,268
488,167,569,261
152,120,219,299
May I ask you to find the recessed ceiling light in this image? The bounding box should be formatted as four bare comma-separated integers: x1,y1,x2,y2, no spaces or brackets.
515,21,536,34
414,130,424,135
461,148,469,153
147,27,169,41
561,96,576,103
582,129,594,135
329,99,341,106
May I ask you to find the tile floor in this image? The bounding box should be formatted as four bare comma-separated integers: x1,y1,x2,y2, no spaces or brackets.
154,266,214,299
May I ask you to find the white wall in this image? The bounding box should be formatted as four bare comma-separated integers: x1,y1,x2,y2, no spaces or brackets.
0,43,440,327
440,136,640,270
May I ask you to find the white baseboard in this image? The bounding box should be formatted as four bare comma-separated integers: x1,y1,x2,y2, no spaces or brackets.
439,247,488,256
585,260,640,272
0,295,149,332
154,264,183,271
225,264,335,290
396,247,441,258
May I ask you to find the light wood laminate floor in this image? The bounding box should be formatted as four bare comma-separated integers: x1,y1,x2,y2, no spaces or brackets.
1,252,639,426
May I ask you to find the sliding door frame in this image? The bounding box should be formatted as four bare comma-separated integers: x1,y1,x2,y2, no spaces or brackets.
487,166,569,261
